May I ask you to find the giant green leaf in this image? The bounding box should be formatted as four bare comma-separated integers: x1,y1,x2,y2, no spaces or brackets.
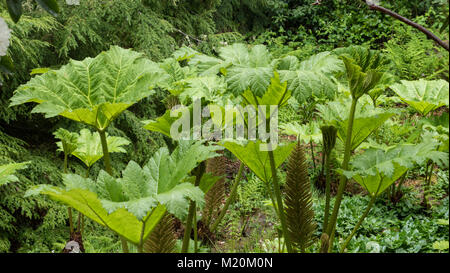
178,76,227,104
279,70,337,103
334,45,390,73
158,57,195,94
222,140,296,183
10,46,167,130
391,79,449,116
25,141,221,246
272,55,299,71
297,51,344,76
317,98,396,150
189,54,230,76
241,71,291,108
189,44,274,97
334,46,388,100
227,67,274,97
338,111,396,151
340,55,384,100
143,106,194,138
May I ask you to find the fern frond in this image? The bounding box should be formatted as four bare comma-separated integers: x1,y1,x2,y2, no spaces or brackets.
285,142,316,253
143,213,176,253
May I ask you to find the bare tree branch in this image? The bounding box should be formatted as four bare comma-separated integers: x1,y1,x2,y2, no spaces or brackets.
364,1,449,51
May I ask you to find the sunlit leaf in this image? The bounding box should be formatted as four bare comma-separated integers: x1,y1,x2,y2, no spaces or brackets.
10,46,167,130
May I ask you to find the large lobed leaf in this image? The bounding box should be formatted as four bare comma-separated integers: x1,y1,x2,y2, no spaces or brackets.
55,129,129,168
241,71,290,108
342,141,448,196
25,141,221,244
317,98,397,151
279,70,337,103
10,46,167,130
391,79,449,116
334,46,388,100
222,140,296,183
178,76,228,105
189,43,274,97
297,51,344,76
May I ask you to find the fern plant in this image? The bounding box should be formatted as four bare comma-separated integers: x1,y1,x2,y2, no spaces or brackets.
0,161,28,186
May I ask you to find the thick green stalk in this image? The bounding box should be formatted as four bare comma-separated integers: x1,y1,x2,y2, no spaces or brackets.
63,154,68,174
68,207,74,235
395,172,407,197
310,140,316,172
210,162,244,232
268,149,293,253
64,153,75,235
77,167,90,237
424,161,434,208
98,129,129,253
323,153,332,231
340,195,376,253
98,129,113,175
193,210,198,253
182,202,196,253
325,99,358,251
181,164,205,253
320,150,326,180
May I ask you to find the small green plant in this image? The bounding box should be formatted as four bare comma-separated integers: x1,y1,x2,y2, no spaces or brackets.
60,129,130,176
